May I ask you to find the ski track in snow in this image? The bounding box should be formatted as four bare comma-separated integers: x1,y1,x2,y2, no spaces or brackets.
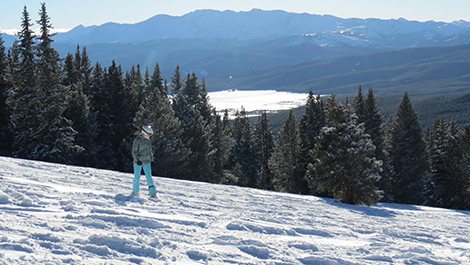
0,156,469,264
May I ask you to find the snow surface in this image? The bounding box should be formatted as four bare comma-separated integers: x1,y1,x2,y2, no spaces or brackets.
208,90,308,118
1,156,470,264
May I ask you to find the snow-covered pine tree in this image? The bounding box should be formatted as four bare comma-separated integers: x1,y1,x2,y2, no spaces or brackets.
307,94,382,206
253,111,275,190
230,108,258,187
298,91,325,194
172,92,213,181
16,6,35,89
172,72,213,182
9,7,36,156
428,118,470,209
363,88,392,201
269,109,301,192
22,3,78,163
386,92,428,205
134,64,190,179
0,33,14,156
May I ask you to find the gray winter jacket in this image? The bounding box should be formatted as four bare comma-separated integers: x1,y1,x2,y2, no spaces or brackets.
132,135,154,165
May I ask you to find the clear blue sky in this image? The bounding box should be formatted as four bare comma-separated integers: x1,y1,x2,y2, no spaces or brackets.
1,0,469,33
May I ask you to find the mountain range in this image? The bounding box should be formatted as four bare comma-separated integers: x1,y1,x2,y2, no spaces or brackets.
2,9,470,98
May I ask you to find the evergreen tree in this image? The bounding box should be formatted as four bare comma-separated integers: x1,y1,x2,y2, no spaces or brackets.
306,94,382,205
363,88,385,162
386,92,428,204
92,61,131,170
170,64,182,96
105,60,132,171
253,111,275,190
172,91,213,181
79,46,93,95
9,7,36,155
198,79,213,122
150,63,166,95
298,91,325,194
230,108,257,187
428,118,470,209
64,82,96,166
0,33,13,156
16,6,35,88
125,64,144,118
32,2,77,163
89,62,109,168
62,47,97,167
172,71,214,181
211,109,234,183
354,85,366,123
463,124,470,164
9,4,77,162
134,64,190,179
363,88,392,200
269,109,301,192
63,53,77,86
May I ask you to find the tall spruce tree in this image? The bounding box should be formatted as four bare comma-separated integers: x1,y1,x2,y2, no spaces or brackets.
230,108,258,187
9,4,77,162
10,6,36,156
62,48,97,166
211,109,234,183
17,6,35,88
428,118,470,209
170,65,182,96
172,71,213,181
306,94,382,205
363,88,392,200
79,46,93,95
172,92,213,181
0,33,13,156
354,85,366,123
32,2,77,163
91,61,124,169
253,111,275,190
298,91,325,194
386,92,428,204
269,109,301,192
105,60,132,171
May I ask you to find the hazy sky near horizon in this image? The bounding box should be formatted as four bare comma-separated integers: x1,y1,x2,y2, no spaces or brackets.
1,0,469,33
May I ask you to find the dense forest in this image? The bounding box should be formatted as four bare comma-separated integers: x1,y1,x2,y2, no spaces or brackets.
1,4,470,209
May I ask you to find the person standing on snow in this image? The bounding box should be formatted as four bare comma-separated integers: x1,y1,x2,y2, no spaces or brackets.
131,125,157,197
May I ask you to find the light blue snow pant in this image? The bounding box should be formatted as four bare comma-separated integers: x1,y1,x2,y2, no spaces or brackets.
133,163,157,195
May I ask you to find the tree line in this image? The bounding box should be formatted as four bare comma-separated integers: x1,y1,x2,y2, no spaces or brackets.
1,4,470,209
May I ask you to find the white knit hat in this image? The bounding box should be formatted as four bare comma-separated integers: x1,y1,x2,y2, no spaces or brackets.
142,125,153,135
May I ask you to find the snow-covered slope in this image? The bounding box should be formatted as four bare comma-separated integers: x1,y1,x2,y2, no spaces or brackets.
1,156,469,264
